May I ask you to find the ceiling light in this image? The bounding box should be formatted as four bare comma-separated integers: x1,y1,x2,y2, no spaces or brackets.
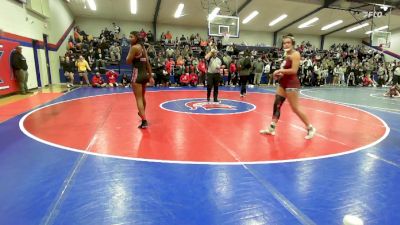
375,25,389,31
174,3,184,18
87,0,96,11
130,0,137,14
365,25,389,34
242,11,259,24
208,7,220,21
346,23,369,32
298,17,319,29
269,14,287,26
321,20,343,30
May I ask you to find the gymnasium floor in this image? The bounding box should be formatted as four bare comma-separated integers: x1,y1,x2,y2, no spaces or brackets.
0,85,399,225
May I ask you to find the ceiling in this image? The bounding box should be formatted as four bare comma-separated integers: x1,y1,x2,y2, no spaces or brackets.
65,0,400,38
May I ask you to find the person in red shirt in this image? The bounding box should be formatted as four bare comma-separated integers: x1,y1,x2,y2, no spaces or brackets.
260,34,316,139
165,31,172,41
362,74,373,87
229,60,237,86
197,59,207,86
106,70,119,87
139,29,147,40
165,58,175,82
92,72,106,88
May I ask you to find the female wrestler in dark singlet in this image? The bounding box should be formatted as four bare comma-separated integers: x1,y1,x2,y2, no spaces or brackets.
126,31,154,129
260,34,316,139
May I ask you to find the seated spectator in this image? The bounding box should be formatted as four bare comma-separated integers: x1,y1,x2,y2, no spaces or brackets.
106,70,119,87
176,56,185,67
95,48,106,70
165,47,175,58
92,72,106,87
226,45,234,55
165,58,174,79
347,72,356,86
109,42,121,62
121,74,131,87
65,50,76,62
86,48,95,68
362,74,373,87
181,45,192,58
200,39,208,47
175,65,185,85
68,36,75,50
121,34,129,47
251,49,257,56
147,45,156,58
105,28,114,41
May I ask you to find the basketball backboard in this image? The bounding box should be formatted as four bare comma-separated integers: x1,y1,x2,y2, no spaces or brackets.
208,15,239,38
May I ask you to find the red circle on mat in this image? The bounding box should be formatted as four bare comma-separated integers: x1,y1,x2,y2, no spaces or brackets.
22,91,387,163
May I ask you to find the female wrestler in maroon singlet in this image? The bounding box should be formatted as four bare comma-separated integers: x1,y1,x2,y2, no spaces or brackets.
260,34,316,139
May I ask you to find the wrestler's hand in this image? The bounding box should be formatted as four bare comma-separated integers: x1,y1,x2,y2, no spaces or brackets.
149,77,155,86
273,70,283,80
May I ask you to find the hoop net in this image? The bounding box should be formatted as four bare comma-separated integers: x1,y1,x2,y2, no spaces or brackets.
222,32,230,44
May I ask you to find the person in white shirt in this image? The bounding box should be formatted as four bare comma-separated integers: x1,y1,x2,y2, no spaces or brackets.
205,49,223,102
339,65,346,86
333,64,340,86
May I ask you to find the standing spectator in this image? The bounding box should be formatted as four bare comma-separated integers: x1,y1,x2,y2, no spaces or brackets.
253,57,264,86
229,60,237,87
11,46,32,94
140,29,147,41
394,62,400,85
160,32,166,43
75,55,91,85
147,30,154,43
112,22,121,39
62,56,75,87
197,59,207,86
165,31,173,43
263,60,271,86
239,54,252,97
179,35,187,45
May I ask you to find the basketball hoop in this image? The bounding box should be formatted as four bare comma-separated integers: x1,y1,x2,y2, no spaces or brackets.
222,32,230,42
372,31,391,49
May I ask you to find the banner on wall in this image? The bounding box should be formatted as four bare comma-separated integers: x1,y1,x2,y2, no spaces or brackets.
0,39,20,96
